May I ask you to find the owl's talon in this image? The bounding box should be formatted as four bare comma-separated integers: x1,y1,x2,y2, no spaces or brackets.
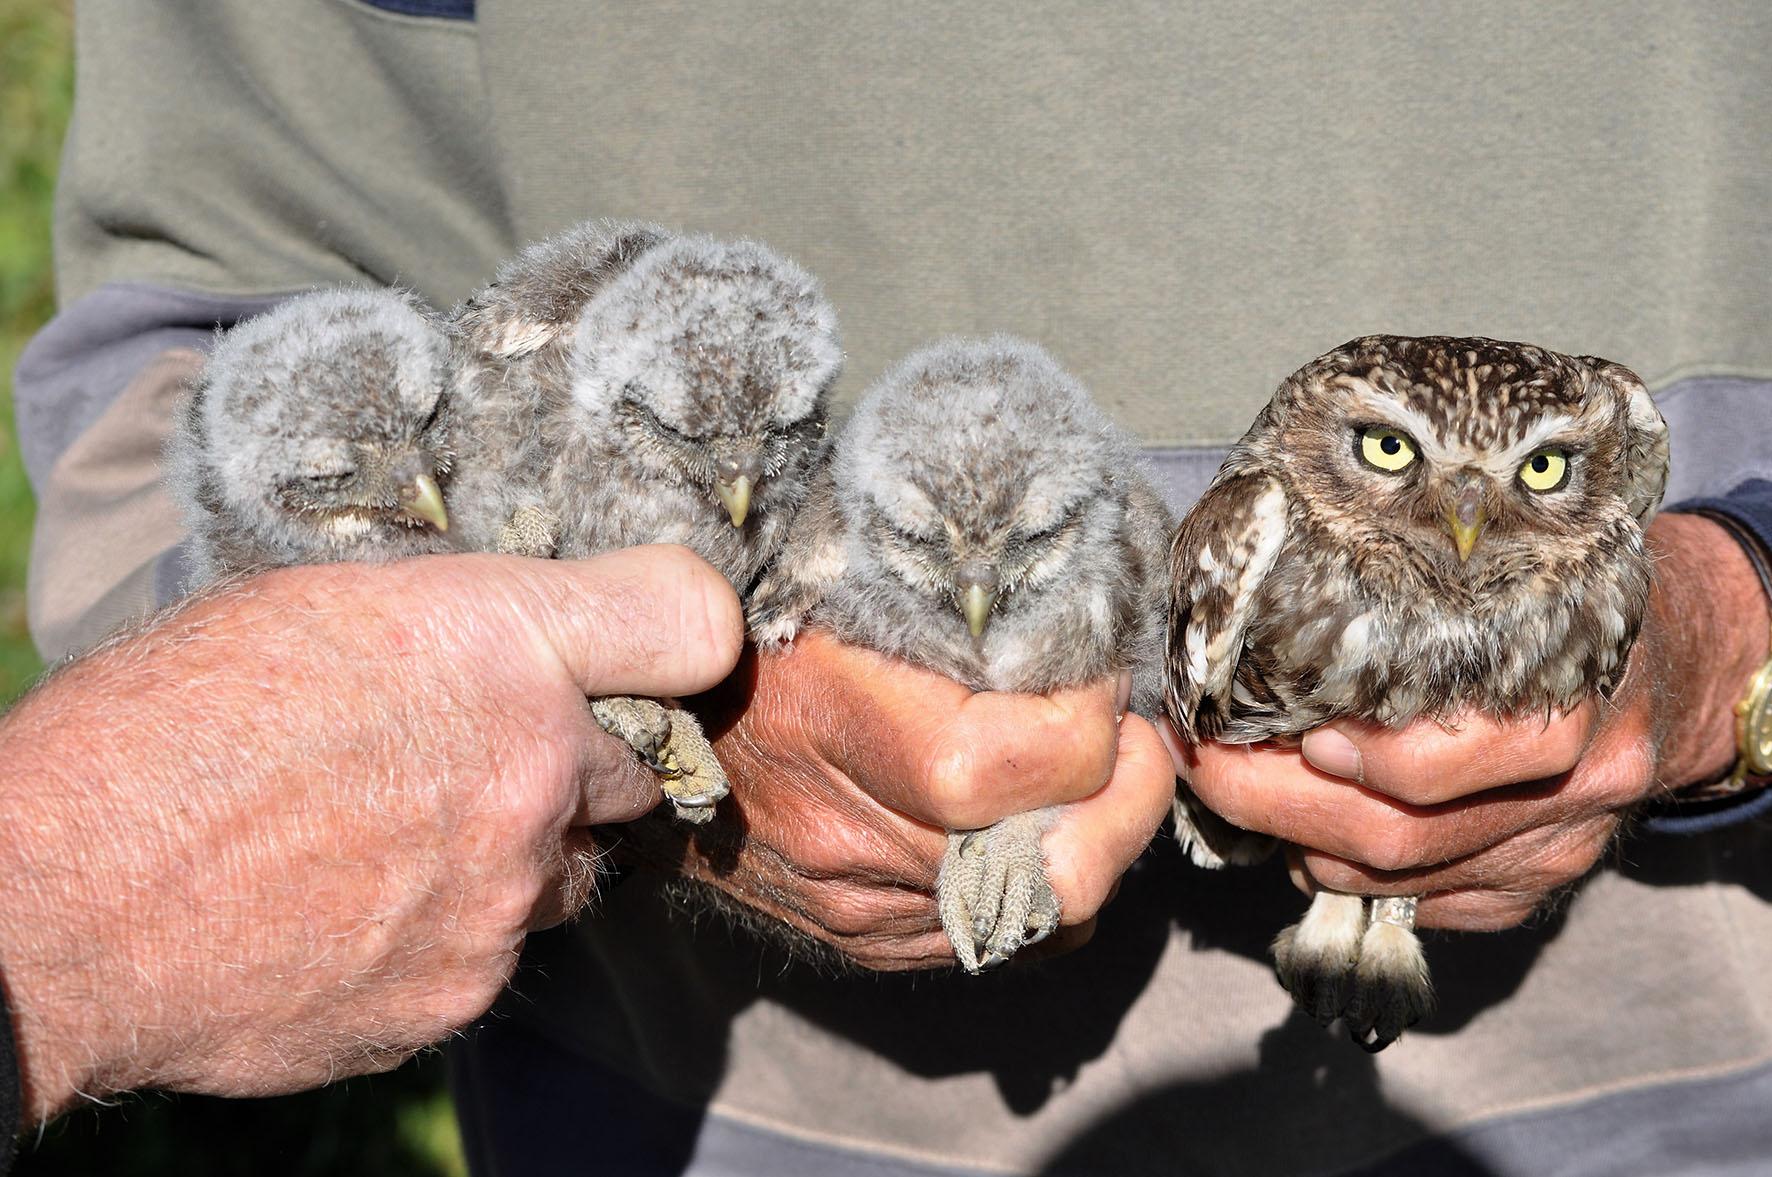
653,707,730,822
591,696,674,764
937,809,1060,975
592,697,728,819
1343,917,1433,1052
1272,891,1367,1027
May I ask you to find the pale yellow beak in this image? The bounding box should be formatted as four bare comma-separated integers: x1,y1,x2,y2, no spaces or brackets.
960,583,997,638
715,475,753,528
1444,499,1484,562
399,473,449,532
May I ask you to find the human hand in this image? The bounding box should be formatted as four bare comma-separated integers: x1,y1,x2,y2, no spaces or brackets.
1169,513,1769,931
632,630,1175,971
0,544,742,1122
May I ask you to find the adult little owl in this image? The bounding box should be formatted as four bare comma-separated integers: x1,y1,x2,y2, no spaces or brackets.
1164,335,1669,1050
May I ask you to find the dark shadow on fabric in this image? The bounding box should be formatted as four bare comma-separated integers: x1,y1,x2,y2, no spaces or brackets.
1155,828,1571,1041
755,848,1175,1115
1612,814,1772,901
1036,1009,1498,1177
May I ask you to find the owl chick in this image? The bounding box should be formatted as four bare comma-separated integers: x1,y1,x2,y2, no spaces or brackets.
1165,335,1669,1050
446,219,672,555
539,230,842,583
452,225,843,821
749,336,1173,973
167,287,457,584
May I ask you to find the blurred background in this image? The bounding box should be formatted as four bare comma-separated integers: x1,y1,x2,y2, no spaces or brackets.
2,2,464,1171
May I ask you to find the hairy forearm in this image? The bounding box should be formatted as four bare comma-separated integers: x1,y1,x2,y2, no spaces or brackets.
0,579,381,1118
1647,513,1771,791
0,547,735,1126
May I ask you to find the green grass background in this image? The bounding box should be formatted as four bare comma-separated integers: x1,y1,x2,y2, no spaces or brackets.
2,3,465,1171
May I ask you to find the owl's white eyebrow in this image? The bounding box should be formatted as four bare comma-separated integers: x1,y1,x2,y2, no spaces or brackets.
1505,413,1582,459
1348,393,1582,469
1346,394,1451,462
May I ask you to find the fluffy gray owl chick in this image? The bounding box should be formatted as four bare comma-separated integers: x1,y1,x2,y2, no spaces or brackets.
167,287,458,584
453,226,843,821
749,336,1173,972
446,220,672,555
541,230,842,586
1165,335,1668,1050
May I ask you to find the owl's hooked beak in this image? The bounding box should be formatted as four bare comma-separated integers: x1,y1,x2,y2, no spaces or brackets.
954,560,999,638
715,476,752,528
398,473,450,532
1443,477,1485,562
960,584,997,638
714,452,762,528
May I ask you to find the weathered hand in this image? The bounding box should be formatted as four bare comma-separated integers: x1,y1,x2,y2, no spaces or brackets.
0,544,742,1122
1170,513,1768,931
639,630,1175,971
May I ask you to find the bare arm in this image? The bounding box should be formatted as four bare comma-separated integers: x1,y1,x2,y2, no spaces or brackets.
0,545,741,1122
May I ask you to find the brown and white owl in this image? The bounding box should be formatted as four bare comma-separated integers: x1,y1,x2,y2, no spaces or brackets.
1164,335,1669,1049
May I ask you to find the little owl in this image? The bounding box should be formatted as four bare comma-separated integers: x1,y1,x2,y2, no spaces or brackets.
167,287,458,584
450,223,843,821
749,336,1173,972
1164,335,1669,1050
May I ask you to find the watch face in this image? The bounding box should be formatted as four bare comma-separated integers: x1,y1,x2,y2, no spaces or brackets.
1740,661,1772,777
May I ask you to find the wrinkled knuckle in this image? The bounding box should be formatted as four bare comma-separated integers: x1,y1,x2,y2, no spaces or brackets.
1584,740,1658,809
1359,823,1431,873
421,960,520,1036
803,885,899,940
1535,826,1613,888
923,740,988,827
1460,892,1542,932
476,871,551,935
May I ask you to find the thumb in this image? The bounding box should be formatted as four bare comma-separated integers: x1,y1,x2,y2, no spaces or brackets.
508,544,745,699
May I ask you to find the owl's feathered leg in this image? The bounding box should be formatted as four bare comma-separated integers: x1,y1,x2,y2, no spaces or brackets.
1345,895,1433,1052
937,808,1062,973
1272,890,1367,1026
1171,785,1279,869
495,504,560,558
588,697,729,824
653,706,729,824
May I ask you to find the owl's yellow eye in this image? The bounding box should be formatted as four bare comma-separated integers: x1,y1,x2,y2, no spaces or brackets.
1518,448,1570,492
1357,427,1417,473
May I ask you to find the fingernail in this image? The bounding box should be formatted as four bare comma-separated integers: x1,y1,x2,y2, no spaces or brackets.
1157,716,1190,779
1115,671,1133,717
1301,727,1362,781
